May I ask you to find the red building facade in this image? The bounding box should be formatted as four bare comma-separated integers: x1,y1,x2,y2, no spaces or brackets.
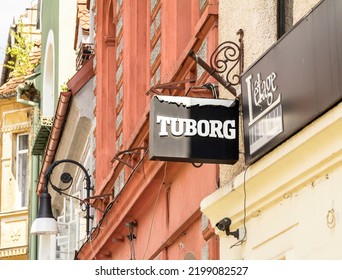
76,0,220,260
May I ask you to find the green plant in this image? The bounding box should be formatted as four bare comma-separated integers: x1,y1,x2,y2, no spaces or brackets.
60,82,69,92
4,20,35,77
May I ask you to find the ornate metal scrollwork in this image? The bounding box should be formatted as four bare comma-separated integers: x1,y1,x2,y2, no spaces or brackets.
210,40,241,86
44,159,93,236
188,29,244,97
210,29,244,87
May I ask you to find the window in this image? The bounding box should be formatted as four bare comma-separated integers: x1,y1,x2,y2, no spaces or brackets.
114,168,125,198
16,134,29,208
277,0,293,38
150,0,161,87
56,195,82,260
115,0,124,152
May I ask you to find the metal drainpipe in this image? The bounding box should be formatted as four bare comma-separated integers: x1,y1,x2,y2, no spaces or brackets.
16,83,39,259
29,155,39,259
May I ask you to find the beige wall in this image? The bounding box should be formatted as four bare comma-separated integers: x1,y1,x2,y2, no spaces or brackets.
0,104,31,212
218,0,320,68
202,97,342,260
218,0,279,186
218,0,277,71
201,0,342,260
293,0,321,23
218,0,321,187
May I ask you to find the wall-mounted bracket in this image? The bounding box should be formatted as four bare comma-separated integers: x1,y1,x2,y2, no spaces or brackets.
146,78,196,96
189,29,244,97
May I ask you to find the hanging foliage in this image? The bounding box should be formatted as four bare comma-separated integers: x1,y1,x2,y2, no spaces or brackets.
4,20,35,77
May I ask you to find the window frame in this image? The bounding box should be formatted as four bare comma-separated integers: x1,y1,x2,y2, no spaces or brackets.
15,133,29,209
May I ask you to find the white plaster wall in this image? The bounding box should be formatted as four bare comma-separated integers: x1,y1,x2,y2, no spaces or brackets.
43,30,55,117
51,78,95,209
58,0,77,88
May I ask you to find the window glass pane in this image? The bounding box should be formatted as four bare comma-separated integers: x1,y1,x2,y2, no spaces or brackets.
56,192,83,259
69,220,78,250
17,134,28,208
18,153,28,207
18,134,28,150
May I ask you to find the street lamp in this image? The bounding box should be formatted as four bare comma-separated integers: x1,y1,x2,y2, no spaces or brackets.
30,159,92,236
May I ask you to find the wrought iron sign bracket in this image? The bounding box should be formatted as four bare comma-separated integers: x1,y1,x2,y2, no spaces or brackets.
189,29,244,98
146,78,196,96
111,146,149,169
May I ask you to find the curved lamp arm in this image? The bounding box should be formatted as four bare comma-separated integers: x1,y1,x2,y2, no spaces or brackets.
31,159,93,237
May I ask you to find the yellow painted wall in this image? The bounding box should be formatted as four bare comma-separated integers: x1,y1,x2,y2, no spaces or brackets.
0,99,31,260
202,101,342,259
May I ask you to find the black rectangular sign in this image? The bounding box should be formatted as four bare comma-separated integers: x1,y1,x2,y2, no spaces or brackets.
149,95,239,164
242,0,342,164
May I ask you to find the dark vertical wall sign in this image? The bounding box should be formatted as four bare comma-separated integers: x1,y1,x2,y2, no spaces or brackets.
149,95,239,164
242,0,342,165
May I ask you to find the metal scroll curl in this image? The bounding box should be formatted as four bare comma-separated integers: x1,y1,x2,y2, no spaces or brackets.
210,41,241,86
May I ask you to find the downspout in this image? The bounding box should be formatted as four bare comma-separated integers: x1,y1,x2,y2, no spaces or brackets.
36,91,72,194
16,82,39,259
29,155,39,260
16,81,40,106
35,56,94,194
